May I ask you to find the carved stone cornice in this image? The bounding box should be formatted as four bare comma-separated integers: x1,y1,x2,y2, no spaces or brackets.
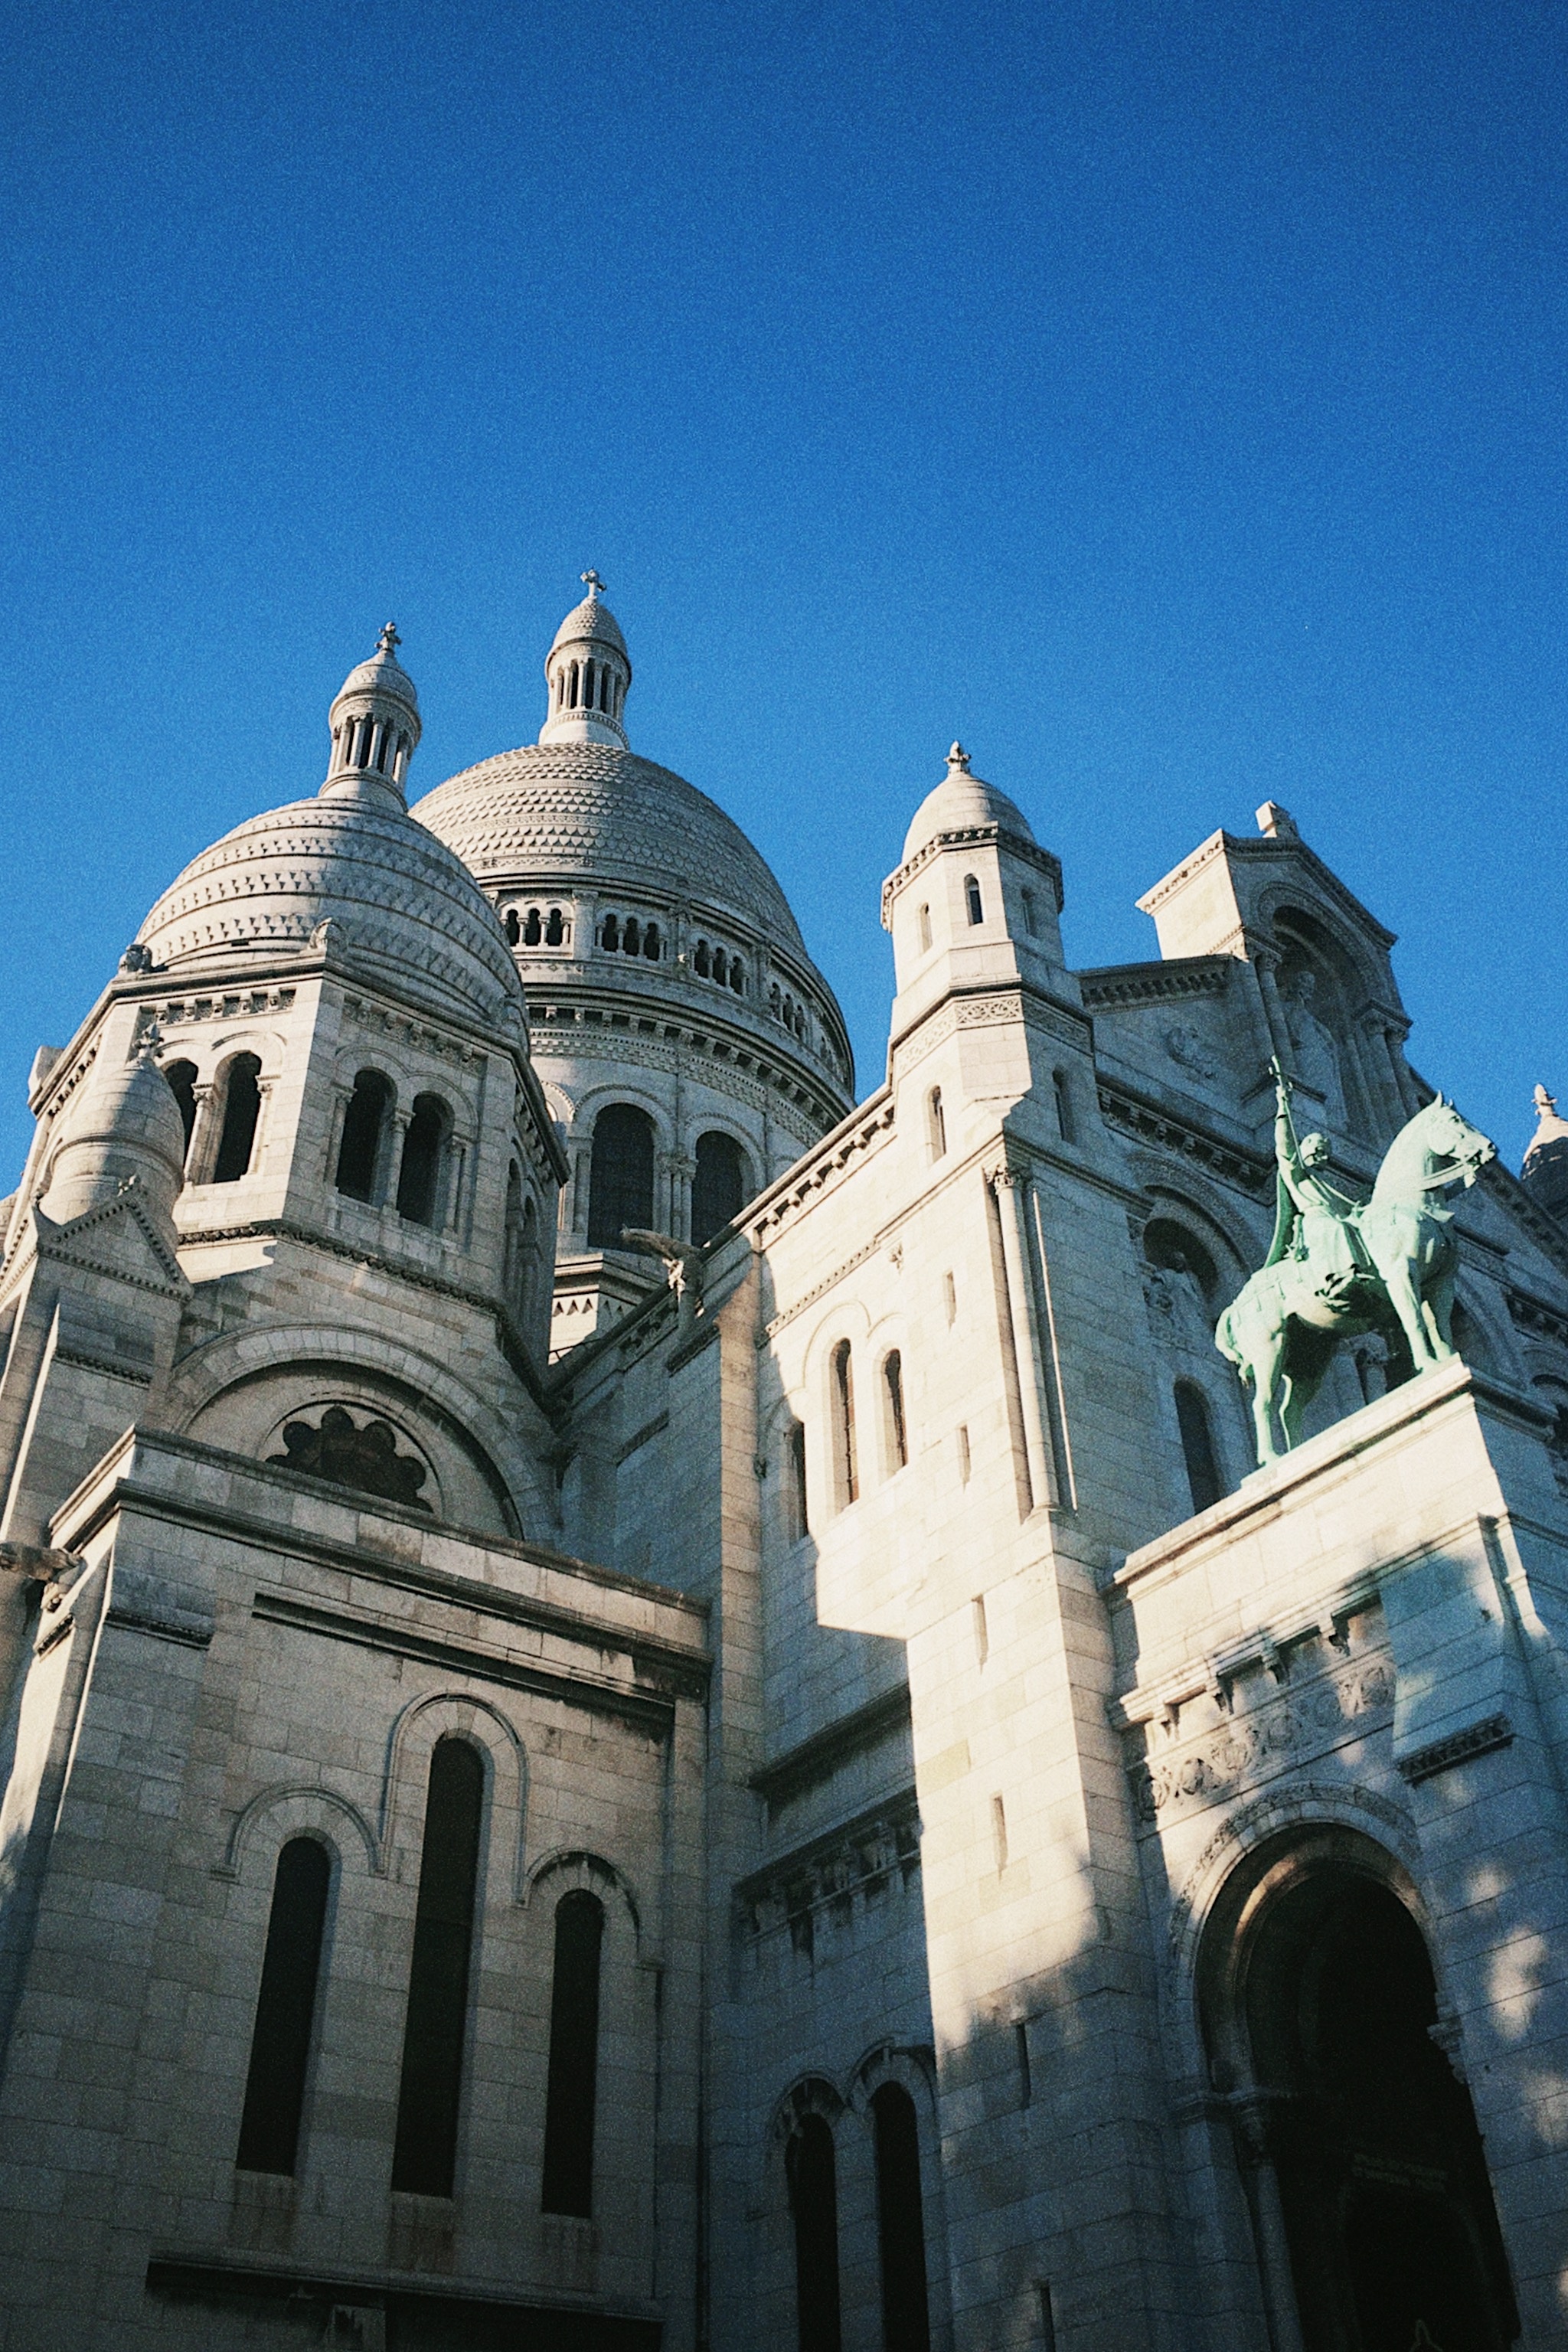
1077,956,1232,1011
1124,1646,1396,1824
880,825,1063,928
1096,1080,1270,1197
733,1788,922,1957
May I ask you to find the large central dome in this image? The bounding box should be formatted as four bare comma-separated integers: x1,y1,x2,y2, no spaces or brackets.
413,740,808,959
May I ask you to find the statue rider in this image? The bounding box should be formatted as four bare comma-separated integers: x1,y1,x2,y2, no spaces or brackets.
1263,1060,1369,1303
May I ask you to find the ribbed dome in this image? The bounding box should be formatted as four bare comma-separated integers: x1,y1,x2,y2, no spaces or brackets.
901,746,1036,867
413,741,809,959
136,798,524,1030
334,644,419,712
549,594,628,663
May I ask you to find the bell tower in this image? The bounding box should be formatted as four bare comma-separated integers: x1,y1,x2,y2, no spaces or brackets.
539,571,631,751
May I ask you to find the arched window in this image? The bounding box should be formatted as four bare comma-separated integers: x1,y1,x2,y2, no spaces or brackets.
927,1087,946,1161
587,1104,655,1246
784,1416,808,1543
503,907,521,946
518,1194,538,1319
1021,889,1037,936
391,1737,485,2197
541,1890,604,2217
964,874,983,926
397,1094,450,1227
642,922,661,961
691,1131,746,1246
212,1054,262,1184
584,658,596,709
695,940,711,978
871,2084,930,2352
830,1340,858,1508
524,907,543,947
916,903,933,953
786,2112,841,2352
624,916,641,956
600,913,619,952
713,948,728,988
1174,1381,1223,1515
235,1837,331,2177
730,959,745,994
543,906,564,947
1052,1069,1074,1144
335,1069,393,1203
569,661,580,707
163,1060,198,1159
882,1351,908,1471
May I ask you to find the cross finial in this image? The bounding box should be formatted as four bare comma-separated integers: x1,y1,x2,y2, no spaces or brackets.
1536,1083,1557,1118
948,741,970,771
580,568,606,599
377,621,401,655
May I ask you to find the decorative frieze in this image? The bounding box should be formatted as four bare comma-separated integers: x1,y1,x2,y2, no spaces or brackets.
1126,1649,1395,1822
1096,1080,1269,1196
733,1792,922,1961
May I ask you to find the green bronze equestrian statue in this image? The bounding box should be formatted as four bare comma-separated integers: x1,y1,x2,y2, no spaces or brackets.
1216,1064,1495,1466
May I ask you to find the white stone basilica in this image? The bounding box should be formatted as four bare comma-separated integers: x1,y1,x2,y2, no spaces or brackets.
0,583,1566,2352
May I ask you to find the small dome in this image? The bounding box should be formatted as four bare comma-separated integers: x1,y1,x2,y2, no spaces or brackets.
41,1045,187,1223
549,590,629,666
136,798,524,1031
900,744,1036,867
333,635,420,715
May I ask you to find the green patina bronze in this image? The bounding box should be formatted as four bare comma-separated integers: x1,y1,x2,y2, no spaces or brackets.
1217,1063,1496,1466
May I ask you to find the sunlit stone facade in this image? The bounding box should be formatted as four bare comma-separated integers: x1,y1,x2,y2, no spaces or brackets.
0,594,1564,2350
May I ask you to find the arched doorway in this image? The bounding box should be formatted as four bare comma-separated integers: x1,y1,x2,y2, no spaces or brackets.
1200,1828,1518,2352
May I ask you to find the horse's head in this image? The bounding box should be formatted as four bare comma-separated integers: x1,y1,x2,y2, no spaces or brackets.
1415,1093,1497,1188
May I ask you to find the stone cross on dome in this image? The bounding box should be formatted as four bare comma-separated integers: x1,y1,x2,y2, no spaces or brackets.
377,622,401,655
580,570,606,599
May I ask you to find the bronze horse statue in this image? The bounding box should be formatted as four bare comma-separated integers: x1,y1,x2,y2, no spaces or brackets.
1217,1089,1495,1466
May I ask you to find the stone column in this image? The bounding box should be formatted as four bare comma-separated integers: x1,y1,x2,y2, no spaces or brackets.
385,1112,412,1213
185,1083,219,1184
989,1163,1057,1513
1230,2096,1307,2352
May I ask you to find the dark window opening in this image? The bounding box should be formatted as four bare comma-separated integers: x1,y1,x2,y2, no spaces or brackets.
397,1094,449,1227
642,921,661,960
587,1103,655,1246
1021,889,1037,936
235,1838,330,2177
541,1890,604,2216
694,940,711,978
335,1069,392,1202
503,908,521,946
600,914,619,952
212,1054,262,1184
1051,1069,1074,1144
831,1340,858,1508
964,874,983,926
1174,1381,1223,1515
928,1087,946,1161
544,906,565,948
691,1130,746,1246
884,1351,908,1470
786,2112,841,2352
730,961,744,994
391,1738,484,2197
164,1060,198,1158
524,907,543,947
872,2085,930,2352
624,916,641,956
786,1418,808,1542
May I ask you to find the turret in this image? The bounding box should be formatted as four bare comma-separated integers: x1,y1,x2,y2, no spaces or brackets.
39,1030,186,1229
539,571,631,751
1524,1083,1568,1228
322,622,422,811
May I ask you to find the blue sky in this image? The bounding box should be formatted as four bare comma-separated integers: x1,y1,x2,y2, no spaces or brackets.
3,0,1565,1181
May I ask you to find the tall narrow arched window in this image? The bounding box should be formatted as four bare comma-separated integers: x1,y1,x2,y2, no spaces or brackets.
691,1131,746,1246
541,1890,604,2216
1174,1381,1223,1515
785,1416,808,1543
871,2085,931,2352
391,1737,485,2197
212,1054,263,1184
587,1103,655,1246
927,1087,947,1161
964,874,984,926
583,658,596,709
642,921,661,960
544,906,566,947
503,907,521,946
694,940,711,978
569,661,580,707
624,916,641,956
163,1060,198,1159
600,913,619,952
235,1837,331,2177
786,2112,841,2352
830,1341,858,1508
335,1069,392,1202
397,1094,450,1227
1052,1068,1075,1144
883,1351,908,1471
524,907,543,947
916,903,933,952
1021,889,1037,936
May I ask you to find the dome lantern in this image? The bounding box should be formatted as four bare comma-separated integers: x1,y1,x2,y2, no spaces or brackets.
540,572,631,751
322,623,422,809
